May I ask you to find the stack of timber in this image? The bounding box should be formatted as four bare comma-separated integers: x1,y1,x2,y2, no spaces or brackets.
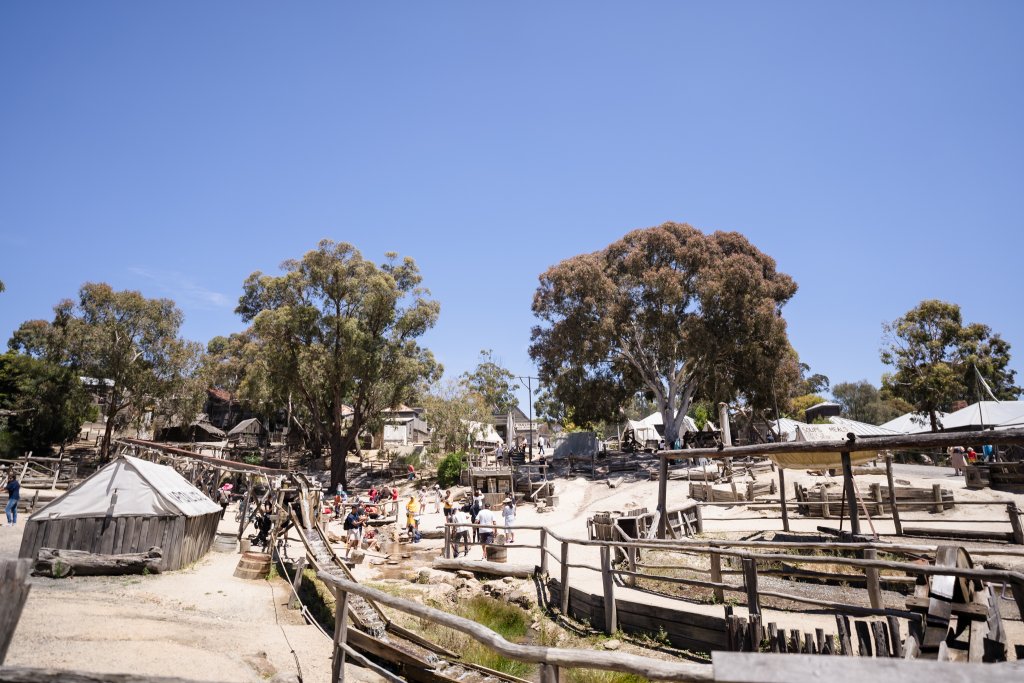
965,462,1024,493
689,480,776,503
794,483,954,517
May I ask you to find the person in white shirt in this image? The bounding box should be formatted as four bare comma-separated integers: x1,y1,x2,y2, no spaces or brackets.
451,508,471,557
501,497,516,543
475,505,497,559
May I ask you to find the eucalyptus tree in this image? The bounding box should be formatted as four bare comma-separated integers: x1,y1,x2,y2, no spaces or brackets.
881,299,1019,431
41,283,203,459
237,240,440,489
530,222,798,446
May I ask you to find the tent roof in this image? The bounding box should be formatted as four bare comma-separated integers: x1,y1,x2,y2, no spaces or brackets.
768,418,806,441
827,416,901,437
940,401,1024,431
878,411,944,434
30,455,220,521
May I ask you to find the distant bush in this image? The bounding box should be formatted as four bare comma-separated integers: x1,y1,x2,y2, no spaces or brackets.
436,452,465,487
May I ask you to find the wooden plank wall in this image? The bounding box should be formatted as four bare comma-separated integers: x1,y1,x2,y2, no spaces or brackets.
547,579,728,652
17,511,221,571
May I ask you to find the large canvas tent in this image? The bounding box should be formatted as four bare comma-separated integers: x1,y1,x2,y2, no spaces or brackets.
19,455,223,570
939,401,1024,431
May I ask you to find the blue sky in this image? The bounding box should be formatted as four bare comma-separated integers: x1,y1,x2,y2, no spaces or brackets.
1,2,1022,408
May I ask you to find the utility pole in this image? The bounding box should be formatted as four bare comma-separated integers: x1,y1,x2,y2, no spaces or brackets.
518,375,540,462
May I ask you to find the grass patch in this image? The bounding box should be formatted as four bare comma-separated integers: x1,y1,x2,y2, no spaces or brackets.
564,670,649,683
418,596,534,678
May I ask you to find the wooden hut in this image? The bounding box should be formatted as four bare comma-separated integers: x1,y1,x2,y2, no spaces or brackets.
228,417,265,447
19,455,222,570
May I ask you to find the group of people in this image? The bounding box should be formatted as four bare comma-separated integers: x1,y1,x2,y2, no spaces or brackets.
446,488,517,559
949,445,996,475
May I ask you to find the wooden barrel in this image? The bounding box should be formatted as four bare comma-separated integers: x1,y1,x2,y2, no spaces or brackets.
234,552,272,579
213,533,237,553
484,545,507,563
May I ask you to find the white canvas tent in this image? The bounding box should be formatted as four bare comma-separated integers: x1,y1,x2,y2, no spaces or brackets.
878,411,944,434
938,401,1024,431
20,456,223,570
624,411,706,444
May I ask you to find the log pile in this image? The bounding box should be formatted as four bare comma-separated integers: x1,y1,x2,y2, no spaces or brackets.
689,480,776,503
33,547,163,578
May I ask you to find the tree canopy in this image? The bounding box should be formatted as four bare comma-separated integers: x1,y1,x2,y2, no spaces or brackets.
0,352,96,456
460,349,518,415
17,283,203,458
831,380,912,425
881,299,1020,431
530,222,798,444
237,240,440,489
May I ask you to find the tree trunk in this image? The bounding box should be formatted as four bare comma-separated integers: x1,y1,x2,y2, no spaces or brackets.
929,409,939,432
329,426,361,492
34,547,163,578
100,410,116,462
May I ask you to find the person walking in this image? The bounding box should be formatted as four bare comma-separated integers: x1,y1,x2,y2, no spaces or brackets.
5,474,20,526
406,495,421,542
343,504,366,559
501,496,516,543
476,504,497,559
442,489,454,521
407,463,416,481
950,447,967,476
451,506,471,557
432,484,443,514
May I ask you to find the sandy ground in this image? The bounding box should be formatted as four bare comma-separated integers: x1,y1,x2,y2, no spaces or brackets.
3,459,1021,680
0,511,342,683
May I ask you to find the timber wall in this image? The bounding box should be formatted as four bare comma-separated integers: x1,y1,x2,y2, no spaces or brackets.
546,579,728,652
18,511,221,571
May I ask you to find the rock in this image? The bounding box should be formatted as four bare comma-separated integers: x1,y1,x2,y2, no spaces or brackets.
508,591,535,609
502,576,517,584
456,570,475,580
530,621,541,631
426,583,457,603
603,639,621,651
427,569,453,585
416,569,432,584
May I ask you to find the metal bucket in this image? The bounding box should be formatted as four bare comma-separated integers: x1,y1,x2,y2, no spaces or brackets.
213,532,237,553
484,545,507,563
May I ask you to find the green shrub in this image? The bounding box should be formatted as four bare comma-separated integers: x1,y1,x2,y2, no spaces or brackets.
436,452,465,487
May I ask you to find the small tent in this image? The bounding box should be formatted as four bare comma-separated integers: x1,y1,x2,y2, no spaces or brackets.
19,456,223,570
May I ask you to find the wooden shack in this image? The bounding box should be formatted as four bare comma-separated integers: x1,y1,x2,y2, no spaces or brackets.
228,417,265,447
19,455,223,570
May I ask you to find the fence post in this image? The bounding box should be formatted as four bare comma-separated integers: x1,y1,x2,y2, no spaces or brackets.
237,475,254,540
289,557,306,610
885,454,903,536
742,558,760,617
778,468,789,532
710,550,724,604
330,585,350,683
540,663,560,683
841,451,860,536
932,483,944,514
657,456,669,539
559,541,570,615
600,545,617,634
0,559,32,665
1008,503,1024,545
443,523,451,559
539,528,548,576
627,545,637,588
863,549,882,610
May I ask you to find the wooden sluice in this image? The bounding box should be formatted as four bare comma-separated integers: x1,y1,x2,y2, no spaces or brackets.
287,475,529,683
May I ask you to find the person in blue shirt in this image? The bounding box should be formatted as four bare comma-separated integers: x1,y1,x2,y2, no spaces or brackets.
5,474,20,526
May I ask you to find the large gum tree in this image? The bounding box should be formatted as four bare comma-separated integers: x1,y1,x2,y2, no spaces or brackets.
237,240,440,490
530,222,798,446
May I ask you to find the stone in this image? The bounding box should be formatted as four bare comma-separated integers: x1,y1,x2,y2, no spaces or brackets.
502,576,517,584
427,569,453,585
426,583,457,603
456,570,475,580
603,639,621,651
508,591,535,609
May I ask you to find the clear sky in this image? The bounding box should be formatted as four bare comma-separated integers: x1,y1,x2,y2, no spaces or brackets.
1,2,1022,409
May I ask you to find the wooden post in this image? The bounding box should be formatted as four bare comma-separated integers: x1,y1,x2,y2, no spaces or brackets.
778,467,790,532
540,663,560,683
539,528,549,576
1008,503,1024,545
863,548,882,610
0,559,32,665
443,523,451,559
559,541,570,615
841,451,860,536
657,456,669,539
742,558,760,616
820,485,831,519
885,454,903,536
931,484,943,514
289,557,306,610
599,545,617,634
331,586,350,683
237,476,253,540
870,483,884,516
710,550,724,603
626,545,637,588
